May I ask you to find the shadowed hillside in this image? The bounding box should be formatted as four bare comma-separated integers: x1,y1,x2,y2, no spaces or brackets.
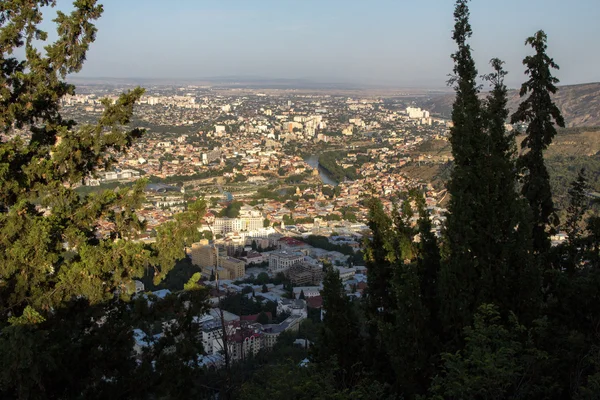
420,82,600,128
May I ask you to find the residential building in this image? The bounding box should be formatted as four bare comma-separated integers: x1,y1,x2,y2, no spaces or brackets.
191,241,216,268
221,257,245,279
268,251,304,273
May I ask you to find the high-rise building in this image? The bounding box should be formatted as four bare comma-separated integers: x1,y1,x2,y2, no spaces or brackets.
221,257,246,280
191,241,215,268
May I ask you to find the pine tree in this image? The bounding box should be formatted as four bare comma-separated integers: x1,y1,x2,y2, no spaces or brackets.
511,30,565,256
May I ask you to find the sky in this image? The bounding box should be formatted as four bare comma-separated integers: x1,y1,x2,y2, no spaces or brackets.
38,0,600,88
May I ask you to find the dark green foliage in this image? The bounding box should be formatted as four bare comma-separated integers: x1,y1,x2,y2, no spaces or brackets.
429,304,551,399
361,196,396,380
547,154,600,212
565,168,589,246
439,0,489,337
219,293,277,317
301,234,356,258
511,30,566,255
140,257,202,292
314,265,363,388
0,3,210,398
440,1,537,341
318,152,360,182
237,360,397,400
218,200,243,218
363,197,395,318
256,311,269,325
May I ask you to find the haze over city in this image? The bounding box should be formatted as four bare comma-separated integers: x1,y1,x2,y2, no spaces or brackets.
37,0,600,88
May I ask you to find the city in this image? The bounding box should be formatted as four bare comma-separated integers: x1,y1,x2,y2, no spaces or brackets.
52,84,456,367
1,0,600,398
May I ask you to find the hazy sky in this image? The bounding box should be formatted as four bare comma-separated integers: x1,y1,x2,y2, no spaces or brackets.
41,0,600,88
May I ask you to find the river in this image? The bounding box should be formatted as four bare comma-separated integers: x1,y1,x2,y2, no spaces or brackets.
304,154,338,186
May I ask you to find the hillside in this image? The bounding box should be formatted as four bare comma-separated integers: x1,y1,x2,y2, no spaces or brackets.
402,128,600,212
419,82,600,128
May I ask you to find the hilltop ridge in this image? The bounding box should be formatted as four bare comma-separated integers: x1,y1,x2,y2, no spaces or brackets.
419,82,600,128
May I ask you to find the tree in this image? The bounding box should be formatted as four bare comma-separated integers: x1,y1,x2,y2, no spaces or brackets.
299,290,306,300
511,30,565,255
0,2,209,397
363,197,395,319
565,168,589,247
263,218,270,228
314,265,363,389
256,272,269,285
480,58,538,321
361,196,396,382
256,311,269,325
439,0,489,340
262,284,269,293
439,0,537,341
562,169,589,275
429,304,550,399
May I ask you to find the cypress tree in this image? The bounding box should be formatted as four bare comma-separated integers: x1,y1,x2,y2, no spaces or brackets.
383,193,441,396
563,168,589,275
481,58,538,320
314,265,362,388
415,194,441,334
363,196,395,319
439,0,488,338
565,168,589,246
362,196,396,381
511,30,565,255
440,0,538,338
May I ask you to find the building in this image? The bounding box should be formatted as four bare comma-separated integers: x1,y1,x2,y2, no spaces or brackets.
406,106,430,120
133,280,145,294
277,299,307,318
292,286,322,298
221,257,245,280
212,216,263,235
242,251,265,266
334,266,356,281
231,327,262,361
191,242,216,268
286,262,324,286
260,314,304,350
268,252,304,273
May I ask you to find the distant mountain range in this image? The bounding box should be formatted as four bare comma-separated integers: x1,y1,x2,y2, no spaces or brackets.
418,82,600,128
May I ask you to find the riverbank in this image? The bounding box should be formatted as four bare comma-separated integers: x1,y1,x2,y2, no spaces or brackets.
304,154,339,186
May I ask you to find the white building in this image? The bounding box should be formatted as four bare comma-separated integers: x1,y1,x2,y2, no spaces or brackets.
406,106,430,120
268,252,304,273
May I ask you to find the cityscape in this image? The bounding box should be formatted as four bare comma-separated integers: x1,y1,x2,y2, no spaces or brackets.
2,0,600,399
51,84,456,366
